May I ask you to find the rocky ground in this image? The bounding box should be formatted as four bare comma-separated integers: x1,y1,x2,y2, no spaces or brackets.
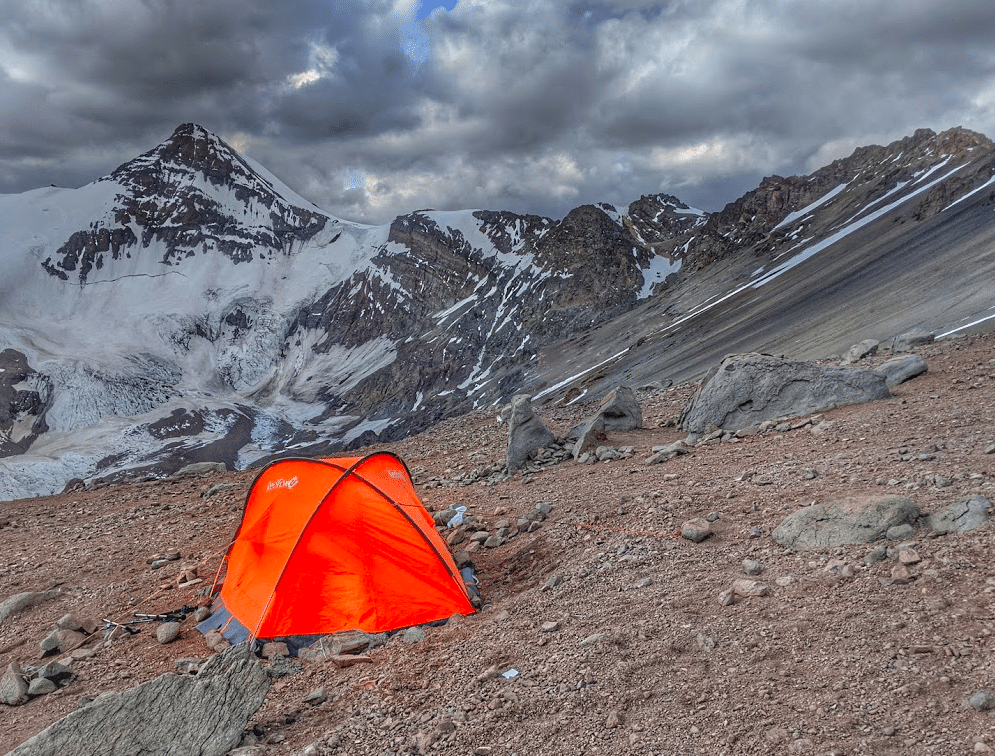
2,333,995,756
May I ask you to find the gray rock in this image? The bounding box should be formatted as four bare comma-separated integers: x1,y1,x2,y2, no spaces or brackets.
505,395,556,472
890,329,935,352
742,559,763,576
681,518,711,543
680,353,889,438
8,646,269,756
844,339,879,364
40,628,85,656
0,662,29,705
27,678,57,697
967,690,995,711
773,495,922,550
157,622,182,645
303,687,327,706
875,354,928,387
0,590,62,627
568,386,642,440
645,440,689,465
35,661,73,686
927,495,992,535
571,416,607,460
886,523,916,541
731,579,770,597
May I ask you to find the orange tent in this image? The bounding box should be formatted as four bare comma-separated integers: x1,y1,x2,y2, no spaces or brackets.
200,452,476,644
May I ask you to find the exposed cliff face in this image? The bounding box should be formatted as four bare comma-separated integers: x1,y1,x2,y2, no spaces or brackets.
0,350,52,457
2,124,994,499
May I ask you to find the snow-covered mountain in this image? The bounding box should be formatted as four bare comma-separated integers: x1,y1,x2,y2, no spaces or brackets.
2,124,994,500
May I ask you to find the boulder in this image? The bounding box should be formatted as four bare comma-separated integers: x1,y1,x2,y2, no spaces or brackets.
567,386,643,439
570,416,607,459
843,339,879,364
773,495,922,550
875,354,927,388
890,329,935,352
506,395,556,472
8,646,270,756
926,495,991,535
680,353,889,439
0,590,62,627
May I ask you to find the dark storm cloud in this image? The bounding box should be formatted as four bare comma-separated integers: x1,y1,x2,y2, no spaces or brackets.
2,0,995,223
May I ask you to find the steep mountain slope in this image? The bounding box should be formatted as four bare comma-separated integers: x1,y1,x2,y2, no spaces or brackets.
527,127,995,405
1,125,994,500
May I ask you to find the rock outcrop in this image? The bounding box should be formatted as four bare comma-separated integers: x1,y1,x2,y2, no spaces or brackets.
680,353,890,440
8,646,270,756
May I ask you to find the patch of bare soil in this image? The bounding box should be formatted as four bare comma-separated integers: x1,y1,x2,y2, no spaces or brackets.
2,334,995,755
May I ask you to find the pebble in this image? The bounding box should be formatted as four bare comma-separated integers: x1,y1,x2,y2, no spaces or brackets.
540,621,560,633
27,677,57,696
303,687,327,705
634,577,653,589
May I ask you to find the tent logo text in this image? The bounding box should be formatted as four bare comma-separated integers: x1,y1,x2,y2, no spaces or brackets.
266,475,299,492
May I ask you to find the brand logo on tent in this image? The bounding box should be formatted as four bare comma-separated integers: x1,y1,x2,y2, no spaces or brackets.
266,475,299,492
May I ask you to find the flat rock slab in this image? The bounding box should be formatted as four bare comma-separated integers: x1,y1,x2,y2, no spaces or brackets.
8,646,270,756
927,495,991,535
680,353,889,438
875,354,928,388
773,495,922,550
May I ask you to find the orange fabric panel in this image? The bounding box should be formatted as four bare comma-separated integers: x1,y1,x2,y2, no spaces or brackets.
220,453,474,639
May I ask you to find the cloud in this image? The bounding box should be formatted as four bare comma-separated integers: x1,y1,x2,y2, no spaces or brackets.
1,0,995,224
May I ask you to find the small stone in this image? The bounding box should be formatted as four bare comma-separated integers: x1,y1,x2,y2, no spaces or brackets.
731,579,769,597
898,548,921,565
303,687,327,705
681,518,711,543
156,621,181,644
634,577,653,589
890,564,913,584
718,589,735,606
204,630,230,652
696,633,716,651
605,709,622,729
863,544,888,565
540,621,560,633
742,559,763,576
968,690,995,711
262,641,290,658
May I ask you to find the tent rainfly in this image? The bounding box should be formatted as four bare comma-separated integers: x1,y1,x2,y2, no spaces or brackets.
198,452,476,646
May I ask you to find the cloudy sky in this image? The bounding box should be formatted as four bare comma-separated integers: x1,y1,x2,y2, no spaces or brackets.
2,0,995,224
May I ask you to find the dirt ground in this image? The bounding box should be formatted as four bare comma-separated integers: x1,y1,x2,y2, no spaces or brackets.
2,333,995,756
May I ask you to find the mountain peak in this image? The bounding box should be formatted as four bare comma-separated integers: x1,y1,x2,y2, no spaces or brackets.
109,123,248,190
